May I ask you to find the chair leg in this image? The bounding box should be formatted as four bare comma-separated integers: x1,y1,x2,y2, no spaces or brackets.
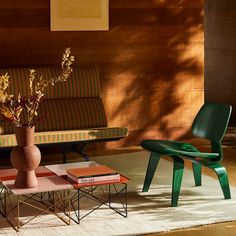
171,156,184,207
192,162,202,186
209,163,231,199
142,152,160,192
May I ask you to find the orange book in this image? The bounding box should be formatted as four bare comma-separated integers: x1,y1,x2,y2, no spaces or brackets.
66,165,118,178
67,173,120,184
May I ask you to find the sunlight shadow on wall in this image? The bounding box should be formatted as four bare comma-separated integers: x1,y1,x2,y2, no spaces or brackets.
101,0,204,147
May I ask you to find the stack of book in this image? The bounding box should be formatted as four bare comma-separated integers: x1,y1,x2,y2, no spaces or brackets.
66,165,120,184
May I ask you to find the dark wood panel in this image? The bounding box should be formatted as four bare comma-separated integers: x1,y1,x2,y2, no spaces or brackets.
205,0,236,10
0,42,204,67
206,36,236,50
205,0,236,125
0,25,203,48
0,0,48,9
0,9,49,27
109,8,203,27
110,0,203,8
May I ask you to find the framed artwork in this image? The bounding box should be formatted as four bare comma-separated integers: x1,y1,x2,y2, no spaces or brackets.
50,0,109,31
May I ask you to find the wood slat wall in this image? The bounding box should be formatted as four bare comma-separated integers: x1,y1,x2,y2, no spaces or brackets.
205,0,236,125
0,0,204,148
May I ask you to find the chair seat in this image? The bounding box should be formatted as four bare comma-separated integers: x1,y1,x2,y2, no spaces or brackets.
141,140,219,159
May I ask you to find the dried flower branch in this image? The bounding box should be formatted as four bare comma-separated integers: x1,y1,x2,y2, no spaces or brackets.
0,48,74,127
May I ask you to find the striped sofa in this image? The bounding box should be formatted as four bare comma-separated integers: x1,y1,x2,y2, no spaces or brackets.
0,65,128,161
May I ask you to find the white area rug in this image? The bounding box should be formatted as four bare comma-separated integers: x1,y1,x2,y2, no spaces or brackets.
1,151,236,236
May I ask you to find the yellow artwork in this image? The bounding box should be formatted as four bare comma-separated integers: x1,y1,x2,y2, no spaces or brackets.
50,0,109,31
57,0,101,18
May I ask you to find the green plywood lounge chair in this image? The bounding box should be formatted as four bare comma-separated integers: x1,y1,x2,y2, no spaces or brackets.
141,102,232,207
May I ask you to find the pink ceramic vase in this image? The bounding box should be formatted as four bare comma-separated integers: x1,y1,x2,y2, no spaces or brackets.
10,126,41,188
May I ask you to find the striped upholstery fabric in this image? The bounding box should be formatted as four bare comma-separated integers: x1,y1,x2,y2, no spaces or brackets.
0,65,100,98
1,98,107,134
0,64,128,147
0,127,128,147
37,98,107,131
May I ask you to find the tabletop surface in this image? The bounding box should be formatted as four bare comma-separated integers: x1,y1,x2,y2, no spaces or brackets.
1,161,129,192
0,166,55,181
2,175,73,195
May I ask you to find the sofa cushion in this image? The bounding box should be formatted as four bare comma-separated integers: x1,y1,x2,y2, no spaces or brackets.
0,127,128,147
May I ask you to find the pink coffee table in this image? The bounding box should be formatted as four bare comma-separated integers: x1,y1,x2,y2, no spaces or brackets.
0,166,55,217
3,176,73,231
0,166,55,181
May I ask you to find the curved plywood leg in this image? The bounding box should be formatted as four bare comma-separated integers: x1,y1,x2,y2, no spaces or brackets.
171,156,184,207
192,162,202,186
208,163,231,199
142,152,160,192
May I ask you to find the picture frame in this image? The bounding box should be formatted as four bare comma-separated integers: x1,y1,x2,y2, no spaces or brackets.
50,0,109,31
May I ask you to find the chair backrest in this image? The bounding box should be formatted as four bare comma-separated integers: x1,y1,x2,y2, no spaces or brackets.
192,102,232,142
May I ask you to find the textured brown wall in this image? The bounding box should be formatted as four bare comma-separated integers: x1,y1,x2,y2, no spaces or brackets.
0,0,204,148
205,0,236,125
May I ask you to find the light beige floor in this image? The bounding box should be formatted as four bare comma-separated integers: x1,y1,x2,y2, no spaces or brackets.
89,138,236,236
